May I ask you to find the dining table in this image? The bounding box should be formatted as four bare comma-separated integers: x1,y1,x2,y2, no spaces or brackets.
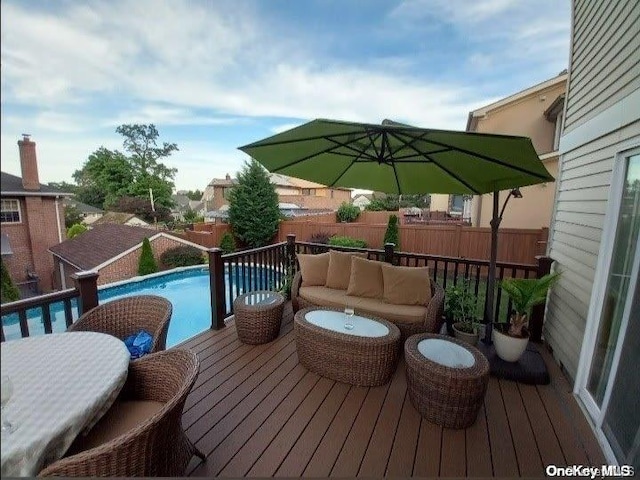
1,332,130,477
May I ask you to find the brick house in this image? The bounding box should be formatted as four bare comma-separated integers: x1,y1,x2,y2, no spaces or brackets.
48,224,207,288
1,135,71,295
201,173,351,212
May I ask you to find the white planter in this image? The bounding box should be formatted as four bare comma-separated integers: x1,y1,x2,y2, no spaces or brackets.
493,329,528,362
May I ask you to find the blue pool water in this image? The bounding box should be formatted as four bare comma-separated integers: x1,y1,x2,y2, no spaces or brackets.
1,265,283,347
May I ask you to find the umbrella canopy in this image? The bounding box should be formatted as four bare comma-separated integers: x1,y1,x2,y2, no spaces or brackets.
239,119,553,194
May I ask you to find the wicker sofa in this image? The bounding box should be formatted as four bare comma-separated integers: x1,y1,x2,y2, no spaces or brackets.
291,250,444,339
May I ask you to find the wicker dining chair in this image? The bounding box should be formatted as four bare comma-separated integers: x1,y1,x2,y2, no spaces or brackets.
67,295,172,353
38,349,205,477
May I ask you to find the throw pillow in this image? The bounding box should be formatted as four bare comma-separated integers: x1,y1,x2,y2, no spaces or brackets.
297,252,330,287
381,264,432,306
346,256,385,298
325,250,367,290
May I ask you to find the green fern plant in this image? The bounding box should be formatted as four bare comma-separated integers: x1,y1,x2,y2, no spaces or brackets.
500,272,560,337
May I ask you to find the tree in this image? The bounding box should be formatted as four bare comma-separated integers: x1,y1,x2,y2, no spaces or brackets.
228,160,280,248
160,245,204,268
48,181,78,194
383,214,400,250
138,238,158,275
182,208,204,224
73,147,133,208
337,202,360,222
67,223,88,239
112,196,172,224
185,189,203,201
219,231,236,254
365,194,430,211
64,204,84,228
1,258,20,303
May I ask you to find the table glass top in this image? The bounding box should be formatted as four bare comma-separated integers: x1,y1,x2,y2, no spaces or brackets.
417,338,475,368
305,310,389,338
243,291,281,306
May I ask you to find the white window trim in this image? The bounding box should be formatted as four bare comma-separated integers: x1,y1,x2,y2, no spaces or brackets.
574,145,640,465
1,198,22,224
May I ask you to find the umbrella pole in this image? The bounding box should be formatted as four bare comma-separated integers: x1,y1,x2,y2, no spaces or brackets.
483,191,500,344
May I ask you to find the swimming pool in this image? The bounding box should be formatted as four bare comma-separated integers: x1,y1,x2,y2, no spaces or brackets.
1,264,283,347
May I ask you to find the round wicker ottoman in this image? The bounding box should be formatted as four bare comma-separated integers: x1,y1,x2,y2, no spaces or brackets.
233,291,285,344
294,307,401,386
404,333,489,429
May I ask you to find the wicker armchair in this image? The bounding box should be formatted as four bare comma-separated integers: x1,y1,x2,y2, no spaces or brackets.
67,295,172,353
38,349,205,477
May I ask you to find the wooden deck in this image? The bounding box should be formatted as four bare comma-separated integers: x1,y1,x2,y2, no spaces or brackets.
178,303,605,477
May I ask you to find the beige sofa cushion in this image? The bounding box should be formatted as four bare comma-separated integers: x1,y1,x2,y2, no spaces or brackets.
298,286,427,326
325,250,367,290
382,264,432,306
297,252,330,286
353,296,428,325
346,256,384,298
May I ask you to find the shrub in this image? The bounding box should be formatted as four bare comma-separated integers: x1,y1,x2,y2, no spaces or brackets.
138,238,158,275
228,160,280,247
308,231,332,244
66,223,87,239
219,232,236,254
1,258,20,303
160,245,205,268
383,214,400,250
328,236,367,248
336,202,360,223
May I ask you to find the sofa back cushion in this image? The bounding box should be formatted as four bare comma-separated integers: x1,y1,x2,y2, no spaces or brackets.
297,252,330,287
325,250,367,290
381,264,432,306
346,256,385,299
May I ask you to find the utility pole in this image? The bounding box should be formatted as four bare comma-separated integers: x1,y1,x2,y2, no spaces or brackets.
149,188,158,231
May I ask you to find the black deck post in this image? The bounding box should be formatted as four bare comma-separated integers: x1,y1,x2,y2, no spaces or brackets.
384,243,395,264
286,234,297,273
207,248,226,330
71,271,100,315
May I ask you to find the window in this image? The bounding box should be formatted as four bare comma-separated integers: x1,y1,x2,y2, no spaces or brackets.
1,199,21,223
302,188,316,196
553,112,563,150
330,190,334,199
449,195,464,214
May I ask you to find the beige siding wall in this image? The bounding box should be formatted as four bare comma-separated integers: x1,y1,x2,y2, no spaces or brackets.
429,194,450,212
473,158,558,228
563,0,640,132
545,121,640,380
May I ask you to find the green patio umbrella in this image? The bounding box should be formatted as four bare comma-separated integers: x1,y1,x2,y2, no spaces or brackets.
239,119,554,342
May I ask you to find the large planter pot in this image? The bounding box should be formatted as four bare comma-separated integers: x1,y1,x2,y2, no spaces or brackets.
493,328,528,362
452,323,479,346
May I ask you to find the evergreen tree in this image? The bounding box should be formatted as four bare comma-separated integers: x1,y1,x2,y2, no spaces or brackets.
67,223,88,239
1,258,20,303
228,160,280,247
383,214,400,250
219,232,237,254
138,238,158,275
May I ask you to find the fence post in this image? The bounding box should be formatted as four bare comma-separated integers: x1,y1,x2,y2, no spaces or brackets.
286,234,297,273
71,271,100,315
529,255,553,343
384,243,395,264
207,248,226,330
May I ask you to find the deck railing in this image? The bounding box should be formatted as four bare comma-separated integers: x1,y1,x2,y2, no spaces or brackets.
2,235,551,344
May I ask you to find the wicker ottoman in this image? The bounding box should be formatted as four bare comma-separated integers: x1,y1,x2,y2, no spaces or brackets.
294,307,401,386
405,333,489,429
233,291,285,344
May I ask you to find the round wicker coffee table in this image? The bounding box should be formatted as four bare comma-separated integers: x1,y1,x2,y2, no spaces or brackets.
233,291,285,344
405,333,489,429
294,307,401,386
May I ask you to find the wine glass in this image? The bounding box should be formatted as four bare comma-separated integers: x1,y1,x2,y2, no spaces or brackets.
344,306,355,330
1,376,15,434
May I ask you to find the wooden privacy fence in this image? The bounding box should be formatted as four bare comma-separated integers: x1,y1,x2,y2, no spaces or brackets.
170,224,231,249
279,221,548,264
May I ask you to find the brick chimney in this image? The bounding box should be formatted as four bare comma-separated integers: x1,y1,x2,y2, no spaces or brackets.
225,173,231,180
18,134,40,191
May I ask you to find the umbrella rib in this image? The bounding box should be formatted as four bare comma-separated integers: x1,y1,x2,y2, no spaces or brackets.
241,129,370,148
325,135,380,161
420,137,551,180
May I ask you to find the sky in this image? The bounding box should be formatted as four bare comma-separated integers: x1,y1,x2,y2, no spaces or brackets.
0,0,571,192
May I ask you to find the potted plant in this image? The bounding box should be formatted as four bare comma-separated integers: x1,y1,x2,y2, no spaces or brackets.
445,280,480,345
494,272,560,362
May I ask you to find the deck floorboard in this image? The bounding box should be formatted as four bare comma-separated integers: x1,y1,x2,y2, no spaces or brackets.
181,303,604,477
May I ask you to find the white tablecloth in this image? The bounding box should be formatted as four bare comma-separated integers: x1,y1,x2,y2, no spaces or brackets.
1,332,130,477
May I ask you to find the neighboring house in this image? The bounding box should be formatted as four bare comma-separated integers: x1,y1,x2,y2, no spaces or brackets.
201,173,351,211
49,224,206,288
63,197,104,225
430,73,567,228
544,0,639,466
352,193,373,210
170,194,206,220
90,211,150,227
1,135,71,295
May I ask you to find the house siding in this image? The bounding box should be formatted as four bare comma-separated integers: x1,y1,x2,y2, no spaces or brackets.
563,0,640,132
545,121,640,380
